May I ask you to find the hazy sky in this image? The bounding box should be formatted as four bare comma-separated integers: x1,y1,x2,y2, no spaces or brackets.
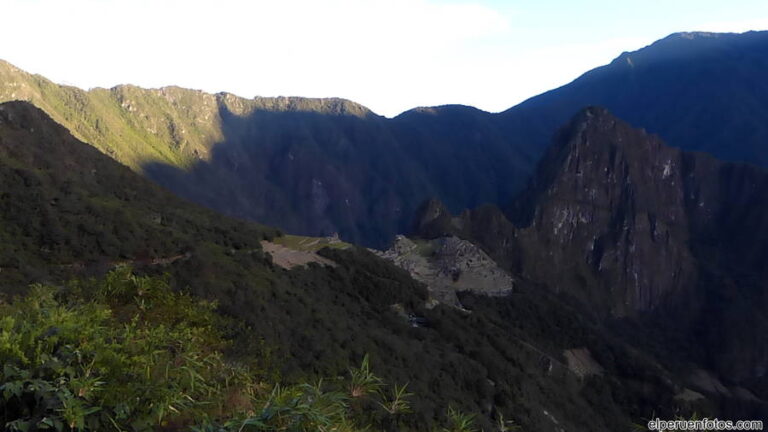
3,0,768,117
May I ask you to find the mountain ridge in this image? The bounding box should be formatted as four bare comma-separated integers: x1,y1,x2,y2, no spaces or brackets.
412,107,768,400
0,58,539,246
4,30,768,247
2,99,728,430
502,30,768,166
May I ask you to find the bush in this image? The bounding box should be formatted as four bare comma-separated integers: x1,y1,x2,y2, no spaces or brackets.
0,267,253,431
0,268,427,432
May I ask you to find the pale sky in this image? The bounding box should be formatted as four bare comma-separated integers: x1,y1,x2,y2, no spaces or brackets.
2,0,768,117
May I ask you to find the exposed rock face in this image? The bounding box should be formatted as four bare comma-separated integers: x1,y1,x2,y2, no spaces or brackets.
514,107,697,315
518,108,768,386
375,235,514,307
413,107,768,390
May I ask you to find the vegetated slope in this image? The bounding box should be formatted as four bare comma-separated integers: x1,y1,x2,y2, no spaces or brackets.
413,107,768,416
3,31,768,247
500,30,768,167
0,61,532,247
0,101,724,430
0,100,279,290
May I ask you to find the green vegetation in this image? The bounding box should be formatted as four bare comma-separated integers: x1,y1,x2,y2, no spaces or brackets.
0,60,222,170
1,268,241,430
0,268,485,432
0,60,372,172
0,100,278,292
0,60,535,248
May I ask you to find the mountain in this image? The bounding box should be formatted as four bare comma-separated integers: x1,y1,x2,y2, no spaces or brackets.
413,107,768,409
4,100,729,430
0,61,532,247
501,31,768,167
3,31,768,247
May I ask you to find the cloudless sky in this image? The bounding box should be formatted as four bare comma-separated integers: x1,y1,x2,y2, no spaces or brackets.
3,0,768,117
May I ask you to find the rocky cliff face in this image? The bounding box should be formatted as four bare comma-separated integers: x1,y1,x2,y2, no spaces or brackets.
413,107,768,391
513,107,698,315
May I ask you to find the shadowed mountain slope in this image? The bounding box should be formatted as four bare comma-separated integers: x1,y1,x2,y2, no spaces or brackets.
0,60,532,246
143,103,533,247
500,31,768,166
413,107,768,406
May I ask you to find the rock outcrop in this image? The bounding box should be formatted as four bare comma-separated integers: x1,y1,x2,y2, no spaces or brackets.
513,107,698,315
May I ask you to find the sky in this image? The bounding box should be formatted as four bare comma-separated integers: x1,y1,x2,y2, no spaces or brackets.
2,0,768,117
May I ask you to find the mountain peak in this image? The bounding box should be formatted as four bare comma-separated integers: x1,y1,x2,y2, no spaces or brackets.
618,30,768,67
555,105,653,156
0,59,33,85
511,108,696,313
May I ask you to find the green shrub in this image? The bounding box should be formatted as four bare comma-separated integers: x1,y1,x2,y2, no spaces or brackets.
0,268,254,431
0,268,434,432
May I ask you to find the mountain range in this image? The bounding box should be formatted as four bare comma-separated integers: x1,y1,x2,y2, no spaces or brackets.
0,99,715,431
1,29,767,429
3,31,768,247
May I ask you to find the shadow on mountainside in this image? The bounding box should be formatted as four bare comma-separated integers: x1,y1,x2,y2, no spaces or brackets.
142,102,537,248
141,32,768,249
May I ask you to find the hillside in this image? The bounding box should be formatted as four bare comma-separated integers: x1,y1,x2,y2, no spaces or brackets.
0,100,725,430
0,61,531,247
0,100,279,290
